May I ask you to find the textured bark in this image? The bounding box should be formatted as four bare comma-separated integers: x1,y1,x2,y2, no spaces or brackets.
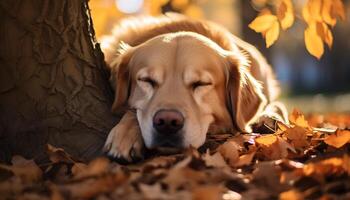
0,0,117,163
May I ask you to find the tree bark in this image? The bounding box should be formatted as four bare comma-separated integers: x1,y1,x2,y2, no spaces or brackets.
0,0,117,163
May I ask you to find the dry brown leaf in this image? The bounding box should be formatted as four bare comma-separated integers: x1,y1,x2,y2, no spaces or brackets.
49,184,65,200
59,171,128,199
72,157,109,179
279,189,304,200
0,155,42,183
218,140,240,166
256,135,294,160
139,183,175,199
302,155,350,177
324,129,350,148
252,161,288,193
144,155,178,168
255,134,277,146
192,185,225,200
203,150,229,168
277,0,294,30
235,152,256,167
289,109,310,129
163,167,207,191
46,144,77,164
285,126,310,149
304,22,324,59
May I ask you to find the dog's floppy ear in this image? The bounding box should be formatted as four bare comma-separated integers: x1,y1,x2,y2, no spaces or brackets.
226,55,267,132
109,42,135,113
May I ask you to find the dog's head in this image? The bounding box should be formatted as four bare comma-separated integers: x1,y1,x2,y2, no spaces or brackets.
109,32,266,149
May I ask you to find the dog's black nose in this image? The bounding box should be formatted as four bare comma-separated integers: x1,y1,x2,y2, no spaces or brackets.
153,110,184,134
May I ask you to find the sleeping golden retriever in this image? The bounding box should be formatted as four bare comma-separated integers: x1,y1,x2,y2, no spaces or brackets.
102,14,282,162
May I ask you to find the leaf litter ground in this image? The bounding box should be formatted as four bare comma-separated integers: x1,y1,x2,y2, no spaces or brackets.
0,109,349,200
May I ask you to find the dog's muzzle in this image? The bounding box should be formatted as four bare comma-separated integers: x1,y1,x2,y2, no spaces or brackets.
152,109,184,147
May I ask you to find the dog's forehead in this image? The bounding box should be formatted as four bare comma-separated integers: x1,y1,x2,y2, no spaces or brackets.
131,33,227,73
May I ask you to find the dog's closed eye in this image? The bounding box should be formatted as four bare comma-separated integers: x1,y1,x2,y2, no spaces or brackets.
191,81,212,90
138,77,158,88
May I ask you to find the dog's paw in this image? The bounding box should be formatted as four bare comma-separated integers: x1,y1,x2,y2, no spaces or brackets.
104,124,144,163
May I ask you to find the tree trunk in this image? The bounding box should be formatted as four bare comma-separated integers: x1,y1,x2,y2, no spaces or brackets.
0,0,118,163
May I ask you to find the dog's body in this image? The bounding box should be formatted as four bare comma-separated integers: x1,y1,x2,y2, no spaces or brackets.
102,14,281,162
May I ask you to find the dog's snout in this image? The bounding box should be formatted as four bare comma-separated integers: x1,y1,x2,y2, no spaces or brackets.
153,110,184,134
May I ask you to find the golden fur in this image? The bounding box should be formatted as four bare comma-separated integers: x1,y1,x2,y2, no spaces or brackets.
102,14,280,162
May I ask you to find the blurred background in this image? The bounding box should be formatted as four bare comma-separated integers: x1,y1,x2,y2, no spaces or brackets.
89,0,350,113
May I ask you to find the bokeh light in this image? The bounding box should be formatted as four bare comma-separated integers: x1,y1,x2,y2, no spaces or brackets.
115,0,144,14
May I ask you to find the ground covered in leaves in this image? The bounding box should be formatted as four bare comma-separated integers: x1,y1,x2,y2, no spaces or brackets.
0,110,349,200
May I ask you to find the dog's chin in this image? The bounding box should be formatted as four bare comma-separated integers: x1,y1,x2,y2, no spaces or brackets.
147,131,185,154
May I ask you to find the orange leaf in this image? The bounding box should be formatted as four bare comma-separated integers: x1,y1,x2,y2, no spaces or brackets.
235,152,256,167
310,0,323,21
316,22,333,48
171,0,189,10
203,150,229,168
265,20,280,47
279,189,304,200
302,2,312,24
332,0,346,21
218,140,240,166
277,0,294,30
184,4,203,19
0,155,42,183
304,22,324,59
302,156,347,176
255,134,277,146
289,109,310,129
285,126,310,149
249,14,278,33
324,129,350,148
322,0,337,26
192,185,224,200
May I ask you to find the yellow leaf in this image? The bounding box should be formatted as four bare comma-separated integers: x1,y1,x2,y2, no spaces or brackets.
302,3,312,24
277,0,294,30
183,4,203,19
147,0,170,15
332,0,346,21
259,8,272,16
171,0,189,10
256,134,277,146
304,23,324,59
309,0,323,22
249,14,278,33
265,20,280,48
289,109,310,129
316,22,333,48
322,0,337,26
324,130,350,148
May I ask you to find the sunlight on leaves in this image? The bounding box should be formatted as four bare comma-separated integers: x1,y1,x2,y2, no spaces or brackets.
304,22,324,59
277,0,294,30
324,129,350,148
250,0,346,59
